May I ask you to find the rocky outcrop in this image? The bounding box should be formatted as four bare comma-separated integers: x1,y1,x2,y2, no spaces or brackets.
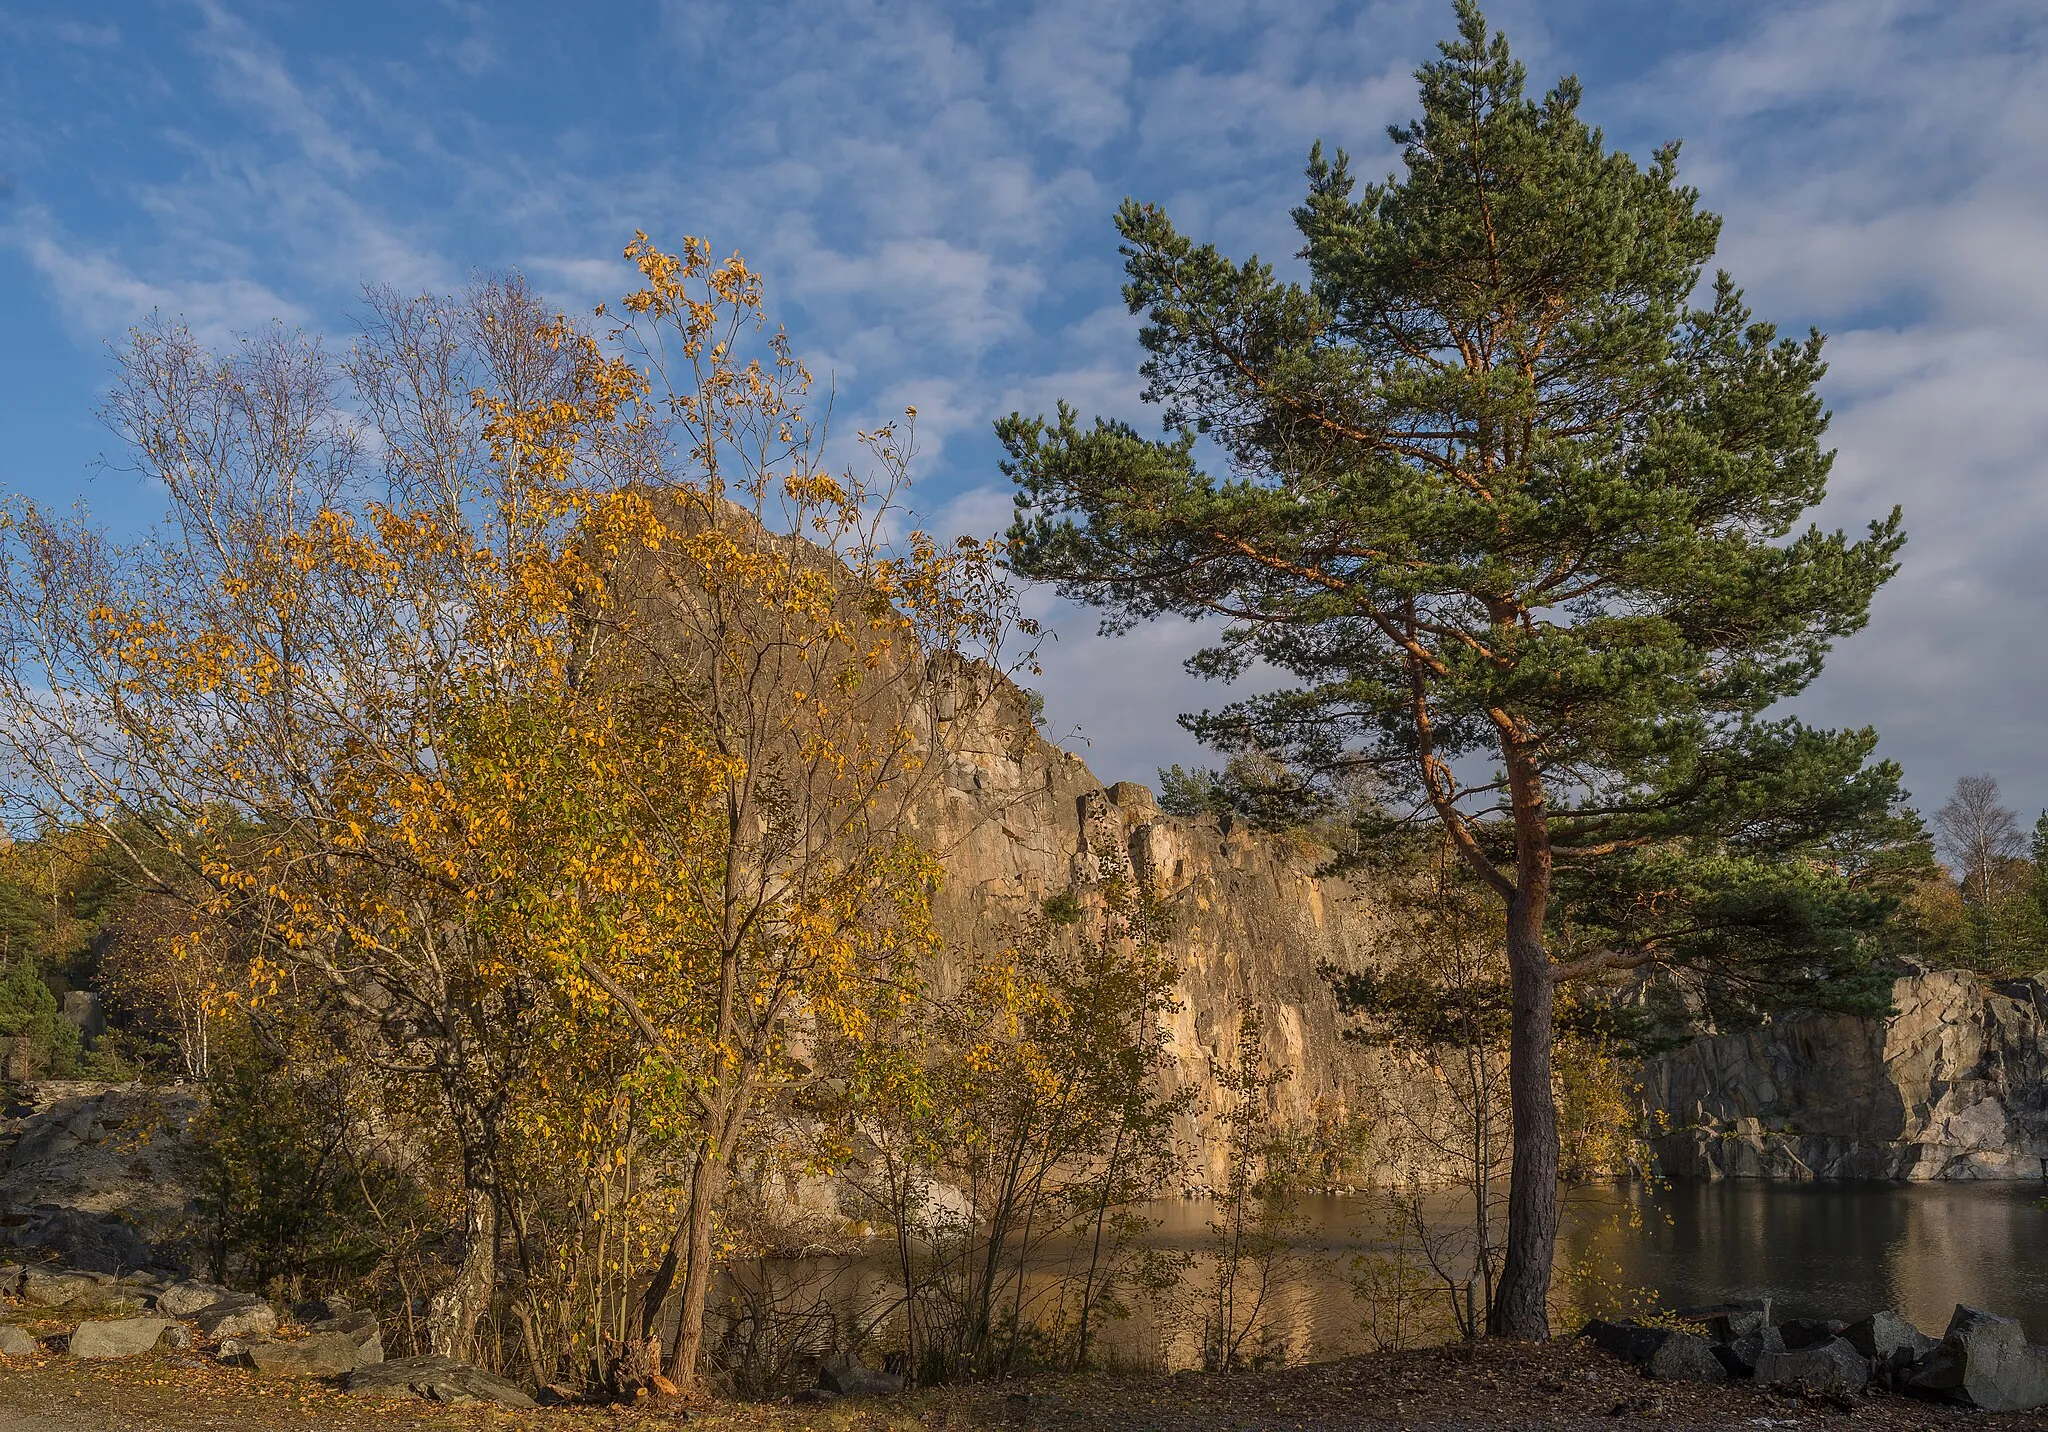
0,1081,200,1273
911,661,1396,1189
1645,971,2048,1180
1588,1300,2048,1410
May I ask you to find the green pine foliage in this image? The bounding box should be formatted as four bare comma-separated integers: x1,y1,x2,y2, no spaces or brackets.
1000,0,1920,1335
0,952,79,1075
1001,1,1914,1032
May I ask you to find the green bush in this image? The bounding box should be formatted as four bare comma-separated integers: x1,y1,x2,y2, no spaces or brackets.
1041,891,1084,926
0,956,78,1076
195,1031,419,1295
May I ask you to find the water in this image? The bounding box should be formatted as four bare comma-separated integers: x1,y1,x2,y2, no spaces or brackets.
1559,1180,2048,1342
727,1182,2048,1373
1117,1183,2048,1364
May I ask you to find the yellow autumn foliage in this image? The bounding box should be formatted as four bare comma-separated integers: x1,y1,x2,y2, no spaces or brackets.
0,241,1029,1387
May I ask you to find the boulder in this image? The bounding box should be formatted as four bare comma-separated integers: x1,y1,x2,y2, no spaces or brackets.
310,1310,382,1365
1906,1305,2048,1412
1677,1299,1770,1343
155,1280,235,1318
0,1262,22,1296
1579,1318,1671,1366
194,1296,277,1340
818,1350,903,1396
1714,1325,1787,1378
20,1266,140,1314
1647,1330,1728,1384
68,1315,172,1359
247,1330,382,1377
1845,1309,1938,1385
21,1266,96,1307
0,1324,40,1357
1779,1316,1849,1350
340,1354,536,1408
1754,1336,1870,1396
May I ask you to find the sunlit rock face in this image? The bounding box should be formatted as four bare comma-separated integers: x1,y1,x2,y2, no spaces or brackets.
914,658,1401,1191
925,661,2048,1189
1645,971,2048,1180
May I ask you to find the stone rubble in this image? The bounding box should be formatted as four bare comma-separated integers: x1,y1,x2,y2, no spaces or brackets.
1583,1298,2048,1412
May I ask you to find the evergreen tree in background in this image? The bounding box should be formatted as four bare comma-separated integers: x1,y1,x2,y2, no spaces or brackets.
1001,2,1913,1337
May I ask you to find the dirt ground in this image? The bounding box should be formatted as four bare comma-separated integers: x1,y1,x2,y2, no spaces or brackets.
3,1339,2048,1432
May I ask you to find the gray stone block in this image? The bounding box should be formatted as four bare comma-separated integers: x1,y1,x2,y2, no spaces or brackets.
340,1354,535,1407
1907,1305,2048,1412
1844,1310,1936,1362
247,1330,380,1377
1754,1336,1869,1396
194,1297,277,1340
68,1316,172,1359
1579,1318,1670,1366
1714,1324,1786,1377
1648,1330,1728,1384
818,1350,904,1396
154,1280,235,1318
21,1267,139,1314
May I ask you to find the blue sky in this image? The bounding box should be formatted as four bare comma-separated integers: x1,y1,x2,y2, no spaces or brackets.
3,0,2046,824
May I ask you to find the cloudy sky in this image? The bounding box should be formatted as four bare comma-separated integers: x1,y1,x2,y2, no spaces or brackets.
2,0,2044,819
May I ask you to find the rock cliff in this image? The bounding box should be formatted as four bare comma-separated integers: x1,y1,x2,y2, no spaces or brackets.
1645,971,2048,1180
915,660,1395,1188
916,666,2048,1189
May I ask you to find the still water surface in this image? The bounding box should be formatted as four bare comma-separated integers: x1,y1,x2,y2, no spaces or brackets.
1227,1182,2048,1362
1558,1180,2048,1342
741,1183,2048,1370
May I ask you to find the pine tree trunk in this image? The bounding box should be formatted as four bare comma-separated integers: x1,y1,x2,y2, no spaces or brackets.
1488,890,1557,1339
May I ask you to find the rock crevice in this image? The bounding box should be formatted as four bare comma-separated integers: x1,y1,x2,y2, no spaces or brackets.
1645,970,2048,1180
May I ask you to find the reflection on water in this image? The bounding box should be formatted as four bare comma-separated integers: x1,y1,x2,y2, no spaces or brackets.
1560,1181,2048,1343
731,1184,2048,1373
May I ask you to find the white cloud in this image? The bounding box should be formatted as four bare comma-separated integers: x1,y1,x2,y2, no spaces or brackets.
7,0,2048,819
996,0,1141,149
1,202,305,343
190,0,375,181
1607,0,2048,814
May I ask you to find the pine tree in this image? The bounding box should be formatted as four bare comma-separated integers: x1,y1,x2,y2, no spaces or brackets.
1000,2,1911,1337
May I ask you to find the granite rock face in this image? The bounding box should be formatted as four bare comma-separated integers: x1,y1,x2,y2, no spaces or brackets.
908,661,1398,1191
1645,971,2048,1180
1,1081,202,1271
